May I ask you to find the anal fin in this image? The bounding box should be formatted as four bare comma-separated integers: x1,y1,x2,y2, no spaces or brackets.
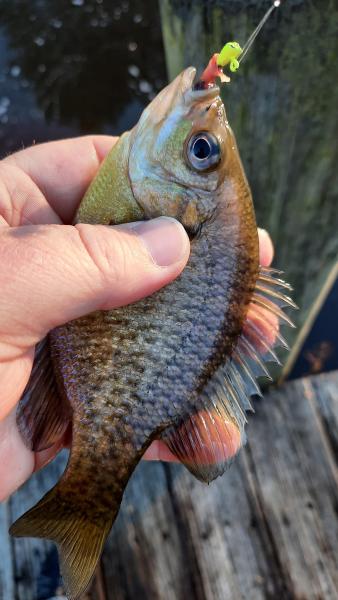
162,373,246,484
17,337,72,452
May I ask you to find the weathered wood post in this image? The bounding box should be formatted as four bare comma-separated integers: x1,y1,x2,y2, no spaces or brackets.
159,0,338,372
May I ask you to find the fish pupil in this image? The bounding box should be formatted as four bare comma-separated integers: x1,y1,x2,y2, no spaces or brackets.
193,137,211,160
186,131,221,171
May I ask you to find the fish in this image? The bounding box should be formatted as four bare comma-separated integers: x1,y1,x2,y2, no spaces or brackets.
10,66,295,599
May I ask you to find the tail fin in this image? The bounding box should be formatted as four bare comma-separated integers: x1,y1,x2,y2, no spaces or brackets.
10,484,114,599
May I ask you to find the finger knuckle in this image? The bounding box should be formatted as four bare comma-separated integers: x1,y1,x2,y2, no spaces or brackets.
74,224,134,287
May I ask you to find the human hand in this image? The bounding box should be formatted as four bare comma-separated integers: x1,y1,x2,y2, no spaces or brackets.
0,136,273,501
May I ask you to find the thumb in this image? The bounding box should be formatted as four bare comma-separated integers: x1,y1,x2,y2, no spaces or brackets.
0,217,190,350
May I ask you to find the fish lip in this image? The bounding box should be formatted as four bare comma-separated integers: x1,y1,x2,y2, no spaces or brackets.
181,67,220,106
185,85,220,107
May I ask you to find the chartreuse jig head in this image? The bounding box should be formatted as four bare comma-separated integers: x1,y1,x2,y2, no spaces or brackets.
217,41,242,73
195,0,282,88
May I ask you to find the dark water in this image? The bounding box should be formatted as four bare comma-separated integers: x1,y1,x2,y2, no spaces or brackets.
0,0,166,156
289,268,338,379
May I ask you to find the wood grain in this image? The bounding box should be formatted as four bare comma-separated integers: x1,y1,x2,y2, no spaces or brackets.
8,452,67,600
101,372,338,600
0,502,14,600
1,372,338,600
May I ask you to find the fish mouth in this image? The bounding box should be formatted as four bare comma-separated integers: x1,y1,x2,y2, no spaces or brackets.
157,67,220,118
181,67,220,107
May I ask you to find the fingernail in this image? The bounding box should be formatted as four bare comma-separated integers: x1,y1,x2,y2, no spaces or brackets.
124,217,189,267
258,228,272,245
258,227,274,266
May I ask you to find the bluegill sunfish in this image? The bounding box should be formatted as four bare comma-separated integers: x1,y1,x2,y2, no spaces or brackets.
10,67,295,599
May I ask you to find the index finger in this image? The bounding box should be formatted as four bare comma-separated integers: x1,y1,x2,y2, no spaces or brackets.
3,135,117,224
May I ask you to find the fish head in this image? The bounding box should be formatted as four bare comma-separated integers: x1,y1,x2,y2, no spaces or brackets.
129,67,243,235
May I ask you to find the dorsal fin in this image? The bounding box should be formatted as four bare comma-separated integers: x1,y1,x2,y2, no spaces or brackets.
17,338,72,452
163,267,296,483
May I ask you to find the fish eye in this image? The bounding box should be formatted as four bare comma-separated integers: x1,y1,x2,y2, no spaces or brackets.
186,132,221,172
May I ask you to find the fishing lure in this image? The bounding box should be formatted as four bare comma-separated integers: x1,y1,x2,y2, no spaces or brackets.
196,41,243,87
197,0,282,88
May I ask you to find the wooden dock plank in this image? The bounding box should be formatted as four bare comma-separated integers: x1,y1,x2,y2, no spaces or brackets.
1,372,337,600
312,374,338,461
102,373,338,600
242,379,338,599
0,502,14,600
8,452,67,600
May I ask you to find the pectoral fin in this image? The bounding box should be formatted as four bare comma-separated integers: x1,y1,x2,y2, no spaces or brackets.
17,337,72,451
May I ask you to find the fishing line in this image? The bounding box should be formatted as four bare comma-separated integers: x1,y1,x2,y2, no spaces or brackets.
238,0,282,64
196,0,284,88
